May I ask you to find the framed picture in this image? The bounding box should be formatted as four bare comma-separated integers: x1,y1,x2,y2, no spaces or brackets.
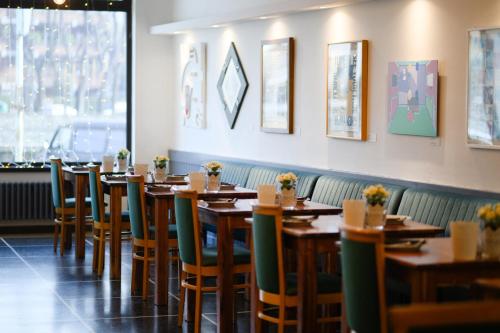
467,27,500,149
261,37,294,134
326,40,368,140
180,43,206,129
387,60,438,137
217,42,249,129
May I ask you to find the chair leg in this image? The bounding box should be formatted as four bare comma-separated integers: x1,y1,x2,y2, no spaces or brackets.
60,223,65,257
178,270,187,327
53,223,59,253
131,246,137,296
255,298,263,333
142,248,149,300
97,229,105,277
92,232,99,272
341,296,350,333
194,275,203,333
278,304,286,333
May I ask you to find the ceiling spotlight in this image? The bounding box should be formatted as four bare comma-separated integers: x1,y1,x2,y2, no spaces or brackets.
211,24,221,28
259,16,269,20
53,0,66,5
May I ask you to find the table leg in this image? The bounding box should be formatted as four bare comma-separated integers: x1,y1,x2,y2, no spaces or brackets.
154,197,170,306
297,239,318,333
75,175,87,259
217,216,235,333
110,186,122,280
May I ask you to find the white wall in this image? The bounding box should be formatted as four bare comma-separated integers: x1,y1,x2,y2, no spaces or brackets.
133,0,173,163
163,0,500,193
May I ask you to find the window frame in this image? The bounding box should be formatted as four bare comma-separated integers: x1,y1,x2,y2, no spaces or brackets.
0,0,133,172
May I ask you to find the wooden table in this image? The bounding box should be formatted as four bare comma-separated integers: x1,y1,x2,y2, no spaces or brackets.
475,278,500,299
246,215,444,333
198,200,342,333
62,167,90,259
386,238,500,302
145,187,257,307
100,178,189,280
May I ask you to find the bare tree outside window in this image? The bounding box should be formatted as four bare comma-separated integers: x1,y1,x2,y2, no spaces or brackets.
0,7,127,165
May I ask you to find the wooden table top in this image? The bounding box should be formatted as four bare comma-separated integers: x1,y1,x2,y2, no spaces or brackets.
475,278,500,291
145,186,257,199
200,199,342,217
101,178,188,187
243,215,444,239
62,166,90,175
385,238,500,269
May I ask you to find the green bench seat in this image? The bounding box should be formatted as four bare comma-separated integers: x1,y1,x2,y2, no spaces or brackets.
220,163,252,187
310,175,406,214
396,188,498,234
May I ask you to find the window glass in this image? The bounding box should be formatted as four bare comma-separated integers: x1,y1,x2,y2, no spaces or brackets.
0,7,128,164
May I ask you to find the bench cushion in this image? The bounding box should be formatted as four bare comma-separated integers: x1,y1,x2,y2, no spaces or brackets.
397,188,498,234
245,167,281,190
220,163,252,187
310,176,406,214
295,173,320,199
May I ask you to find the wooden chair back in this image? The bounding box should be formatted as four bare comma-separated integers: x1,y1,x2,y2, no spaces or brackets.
251,205,286,299
88,165,106,223
341,227,387,333
126,175,149,241
174,190,203,270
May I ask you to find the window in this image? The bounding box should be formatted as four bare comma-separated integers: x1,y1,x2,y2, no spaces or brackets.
0,0,131,167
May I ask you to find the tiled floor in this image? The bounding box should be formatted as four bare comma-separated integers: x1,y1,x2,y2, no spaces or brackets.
0,234,251,333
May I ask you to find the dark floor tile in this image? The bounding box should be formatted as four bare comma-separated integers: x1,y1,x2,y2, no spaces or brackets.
0,297,80,326
3,236,56,247
0,320,91,333
12,244,94,258
0,266,40,284
66,295,179,320
55,279,149,300
87,315,215,333
0,246,17,258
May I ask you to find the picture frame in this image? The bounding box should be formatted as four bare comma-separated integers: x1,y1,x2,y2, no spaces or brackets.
326,40,368,140
260,37,294,134
217,42,249,130
387,60,438,137
467,27,500,149
180,43,206,129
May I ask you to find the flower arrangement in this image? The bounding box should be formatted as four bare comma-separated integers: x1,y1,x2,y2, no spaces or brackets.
276,172,298,191
153,155,169,169
116,148,129,160
478,204,500,231
204,161,223,176
363,184,390,206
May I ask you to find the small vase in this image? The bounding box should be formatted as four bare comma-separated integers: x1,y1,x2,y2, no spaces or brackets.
366,204,385,227
154,167,167,183
207,173,221,192
280,188,297,208
482,228,500,259
117,158,128,172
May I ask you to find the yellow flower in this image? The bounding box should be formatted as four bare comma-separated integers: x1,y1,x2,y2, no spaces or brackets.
204,161,223,172
486,210,496,222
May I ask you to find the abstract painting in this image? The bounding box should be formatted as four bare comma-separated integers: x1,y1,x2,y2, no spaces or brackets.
467,28,500,149
327,40,368,140
180,43,206,129
261,37,294,134
387,60,438,137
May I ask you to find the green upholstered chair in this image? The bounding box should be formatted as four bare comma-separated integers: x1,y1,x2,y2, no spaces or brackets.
88,166,130,276
175,190,251,333
219,162,252,187
252,205,343,333
396,188,498,234
311,176,406,214
244,166,281,190
50,158,92,256
127,175,178,300
341,227,388,333
389,301,500,333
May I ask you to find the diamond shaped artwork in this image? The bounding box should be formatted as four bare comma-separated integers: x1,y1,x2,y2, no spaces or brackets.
217,42,249,129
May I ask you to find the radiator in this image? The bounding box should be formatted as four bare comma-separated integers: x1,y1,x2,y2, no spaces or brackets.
0,182,54,221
